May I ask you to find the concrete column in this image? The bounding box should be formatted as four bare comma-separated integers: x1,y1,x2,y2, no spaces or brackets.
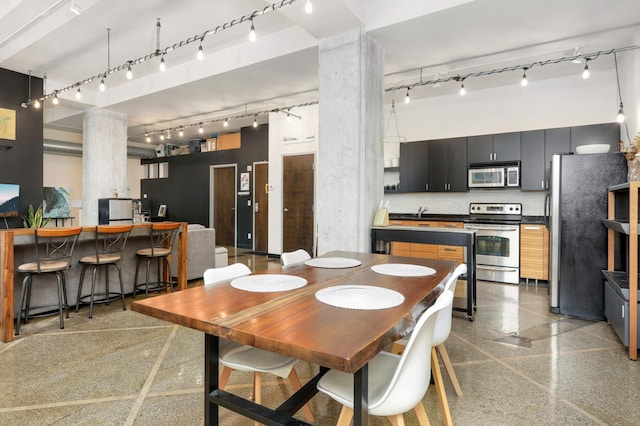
82,108,128,226
316,29,384,254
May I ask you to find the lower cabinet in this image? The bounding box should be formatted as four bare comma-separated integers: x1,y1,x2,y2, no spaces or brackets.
390,221,464,262
520,223,548,281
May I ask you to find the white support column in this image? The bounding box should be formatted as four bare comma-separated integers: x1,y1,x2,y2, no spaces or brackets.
82,108,128,226
316,29,384,254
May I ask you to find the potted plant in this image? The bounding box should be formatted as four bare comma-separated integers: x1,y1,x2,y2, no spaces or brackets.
22,204,51,228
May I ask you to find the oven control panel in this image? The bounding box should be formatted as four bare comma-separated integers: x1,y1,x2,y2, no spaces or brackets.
469,203,522,215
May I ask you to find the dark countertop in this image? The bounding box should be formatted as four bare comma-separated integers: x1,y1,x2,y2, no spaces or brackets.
389,213,546,224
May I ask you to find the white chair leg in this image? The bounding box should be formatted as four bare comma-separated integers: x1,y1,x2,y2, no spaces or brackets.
287,367,315,423
437,344,462,396
431,347,453,426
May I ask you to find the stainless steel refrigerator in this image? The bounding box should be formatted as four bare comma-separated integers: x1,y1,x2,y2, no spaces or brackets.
98,198,133,225
546,152,627,320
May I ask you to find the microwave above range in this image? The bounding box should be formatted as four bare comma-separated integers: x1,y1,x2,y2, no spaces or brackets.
468,162,520,188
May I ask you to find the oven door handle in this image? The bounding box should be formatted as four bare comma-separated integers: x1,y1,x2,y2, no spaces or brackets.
464,225,519,232
476,265,519,273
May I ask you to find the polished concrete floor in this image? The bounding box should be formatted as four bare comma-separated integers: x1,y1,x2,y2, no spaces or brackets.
1,249,639,425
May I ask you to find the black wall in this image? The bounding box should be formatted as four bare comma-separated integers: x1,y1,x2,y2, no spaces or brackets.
140,123,269,249
0,68,44,229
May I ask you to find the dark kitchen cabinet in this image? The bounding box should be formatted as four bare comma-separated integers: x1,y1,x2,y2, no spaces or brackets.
520,130,545,190
399,141,429,192
429,137,467,192
570,123,620,152
468,133,520,164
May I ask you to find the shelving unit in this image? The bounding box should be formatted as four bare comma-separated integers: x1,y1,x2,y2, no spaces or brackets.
604,182,639,360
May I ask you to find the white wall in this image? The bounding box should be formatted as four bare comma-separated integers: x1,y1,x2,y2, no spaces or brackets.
43,152,144,226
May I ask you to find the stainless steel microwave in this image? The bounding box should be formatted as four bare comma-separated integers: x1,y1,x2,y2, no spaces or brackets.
468,164,520,188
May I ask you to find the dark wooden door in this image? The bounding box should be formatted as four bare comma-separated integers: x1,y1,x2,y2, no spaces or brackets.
213,166,236,247
282,154,314,254
254,162,269,253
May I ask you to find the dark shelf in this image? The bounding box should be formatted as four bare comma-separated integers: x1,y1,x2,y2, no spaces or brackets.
0,141,13,150
383,167,399,172
602,270,640,302
608,182,630,192
602,219,640,234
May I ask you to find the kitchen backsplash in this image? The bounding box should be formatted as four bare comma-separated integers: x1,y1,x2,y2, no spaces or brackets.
383,189,546,216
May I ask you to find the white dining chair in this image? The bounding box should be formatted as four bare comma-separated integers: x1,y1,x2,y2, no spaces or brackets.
389,263,467,426
202,263,315,424
281,249,311,266
317,290,453,426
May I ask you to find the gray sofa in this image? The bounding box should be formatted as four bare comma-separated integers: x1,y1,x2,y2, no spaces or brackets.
171,224,228,280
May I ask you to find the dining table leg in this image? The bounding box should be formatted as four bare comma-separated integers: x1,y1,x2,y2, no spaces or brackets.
204,334,219,426
353,364,369,425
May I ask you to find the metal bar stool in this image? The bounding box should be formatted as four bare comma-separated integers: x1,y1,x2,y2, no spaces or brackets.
15,227,82,335
75,224,133,318
133,222,181,298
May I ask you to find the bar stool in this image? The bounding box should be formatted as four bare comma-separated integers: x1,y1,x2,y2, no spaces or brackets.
15,227,82,335
133,222,181,298
75,224,133,318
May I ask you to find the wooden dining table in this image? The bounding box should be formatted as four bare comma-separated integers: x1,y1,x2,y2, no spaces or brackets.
131,250,457,425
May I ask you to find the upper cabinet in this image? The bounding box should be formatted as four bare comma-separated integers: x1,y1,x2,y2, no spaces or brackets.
468,133,521,164
520,130,545,190
429,137,468,192
399,141,430,192
570,123,620,152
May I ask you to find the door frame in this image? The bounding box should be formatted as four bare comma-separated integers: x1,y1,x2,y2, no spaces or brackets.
253,161,268,252
209,163,237,248
281,153,316,256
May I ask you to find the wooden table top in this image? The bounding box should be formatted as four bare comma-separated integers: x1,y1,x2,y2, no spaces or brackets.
131,251,456,373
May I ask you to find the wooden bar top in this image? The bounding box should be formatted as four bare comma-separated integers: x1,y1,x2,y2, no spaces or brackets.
132,251,456,373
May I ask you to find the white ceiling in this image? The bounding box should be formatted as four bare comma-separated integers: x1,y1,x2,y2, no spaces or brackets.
1,0,639,145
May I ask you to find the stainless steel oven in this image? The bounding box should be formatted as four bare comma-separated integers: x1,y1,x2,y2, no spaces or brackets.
464,203,521,284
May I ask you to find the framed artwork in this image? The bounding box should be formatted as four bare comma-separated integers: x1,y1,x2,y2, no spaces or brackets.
43,186,71,218
158,204,167,218
240,172,250,191
0,108,16,140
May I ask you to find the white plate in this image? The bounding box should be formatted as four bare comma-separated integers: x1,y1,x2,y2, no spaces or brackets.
304,257,362,269
371,263,436,277
575,144,610,154
231,274,307,292
315,285,404,310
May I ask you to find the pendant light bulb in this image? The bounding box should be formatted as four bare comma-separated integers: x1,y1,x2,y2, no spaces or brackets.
159,55,166,72
582,63,590,79
404,89,410,104
34,99,41,109
160,133,165,141
75,87,82,99
52,93,59,105
126,64,133,79
286,111,291,122
253,115,258,128
223,118,229,127
99,78,106,92
617,103,625,123
199,124,204,134
145,135,151,143
459,82,466,96
197,44,204,60
249,20,256,42
305,0,313,14
521,69,528,87
179,128,184,137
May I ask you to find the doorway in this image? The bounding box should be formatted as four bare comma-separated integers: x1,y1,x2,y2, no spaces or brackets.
282,154,314,255
210,165,236,247
253,162,268,253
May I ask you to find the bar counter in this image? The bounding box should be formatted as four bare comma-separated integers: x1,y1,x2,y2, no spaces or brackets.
0,222,188,342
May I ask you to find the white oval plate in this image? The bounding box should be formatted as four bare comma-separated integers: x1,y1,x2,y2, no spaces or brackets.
371,263,436,277
231,274,307,292
315,285,404,310
304,257,362,269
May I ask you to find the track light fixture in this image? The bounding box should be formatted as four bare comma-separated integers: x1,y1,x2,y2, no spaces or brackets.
253,115,258,127
99,76,106,92
159,54,166,72
571,48,583,64
582,60,590,79
459,80,466,96
126,63,133,79
404,89,410,104
52,92,59,105
75,87,82,99
223,118,229,127
179,128,184,137
199,124,204,134
34,98,41,109
521,68,528,87
249,19,256,42
617,103,625,123
305,0,313,14
197,42,204,60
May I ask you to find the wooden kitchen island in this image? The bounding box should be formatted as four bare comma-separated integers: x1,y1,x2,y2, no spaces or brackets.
0,222,188,342
371,225,477,320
